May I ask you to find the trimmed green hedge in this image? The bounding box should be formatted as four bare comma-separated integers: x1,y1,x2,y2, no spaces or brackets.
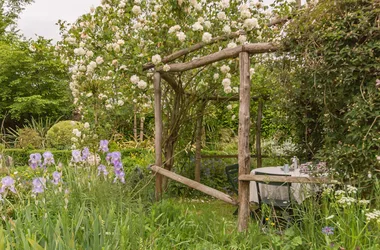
2,148,153,167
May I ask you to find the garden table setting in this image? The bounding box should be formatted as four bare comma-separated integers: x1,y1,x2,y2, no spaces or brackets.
249,163,317,205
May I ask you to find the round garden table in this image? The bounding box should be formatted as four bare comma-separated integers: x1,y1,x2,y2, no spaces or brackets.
249,166,315,204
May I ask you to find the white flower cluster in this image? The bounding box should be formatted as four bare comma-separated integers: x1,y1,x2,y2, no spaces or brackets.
366,209,380,223
152,54,162,65
346,185,358,195
202,32,212,43
337,196,356,206
72,129,82,138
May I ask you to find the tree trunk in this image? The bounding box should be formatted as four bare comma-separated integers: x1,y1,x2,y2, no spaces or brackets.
133,106,138,142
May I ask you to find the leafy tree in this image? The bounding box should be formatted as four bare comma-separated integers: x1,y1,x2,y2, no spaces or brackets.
0,0,34,36
0,37,73,127
280,0,379,175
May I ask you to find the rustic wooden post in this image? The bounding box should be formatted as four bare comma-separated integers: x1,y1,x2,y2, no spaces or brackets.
238,51,251,232
256,100,263,169
195,101,207,182
133,106,137,142
140,117,144,142
154,72,163,200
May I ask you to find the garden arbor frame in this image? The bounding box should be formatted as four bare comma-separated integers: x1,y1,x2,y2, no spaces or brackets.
150,42,278,231
148,40,338,231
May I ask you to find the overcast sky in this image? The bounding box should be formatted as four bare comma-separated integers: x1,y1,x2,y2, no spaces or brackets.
17,0,304,41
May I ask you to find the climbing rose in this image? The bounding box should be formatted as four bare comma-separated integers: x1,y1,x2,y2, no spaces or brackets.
176,32,186,42
163,64,171,72
132,5,141,15
130,75,140,84
137,80,147,89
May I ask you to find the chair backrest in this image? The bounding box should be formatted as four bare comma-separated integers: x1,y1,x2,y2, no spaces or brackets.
254,171,292,205
225,164,239,195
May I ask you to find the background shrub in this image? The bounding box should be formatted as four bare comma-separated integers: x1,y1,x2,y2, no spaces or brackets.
46,121,82,149
17,127,43,149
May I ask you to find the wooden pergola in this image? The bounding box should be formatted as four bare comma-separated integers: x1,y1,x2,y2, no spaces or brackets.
146,16,336,232
149,41,279,231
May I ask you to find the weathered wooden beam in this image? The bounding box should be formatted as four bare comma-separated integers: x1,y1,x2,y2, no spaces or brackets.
256,100,263,169
200,154,271,159
238,51,251,232
143,31,246,71
150,165,238,205
239,174,339,184
153,72,163,201
195,101,207,182
143,18,289,71
156,43,278,73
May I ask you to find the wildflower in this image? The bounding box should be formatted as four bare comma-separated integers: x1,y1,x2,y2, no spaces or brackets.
359,200,370,205
29,153,42,169
202,32,212,43
152,54,162,65
334,190,345,196
43,151,55,166
0,176,16,193
346,185,357,195
337,196,356,206
32,177,46,194
97,164,109,176
322,226,334,235
52,171,62,185
82,147,90,161
99,140,109,153
71,150,82,163
366,209,380,222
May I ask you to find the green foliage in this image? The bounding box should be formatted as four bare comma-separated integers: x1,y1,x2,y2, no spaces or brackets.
0,37,73,128
17,127,43,149
279,0,379,175
46,121,83,150
1,148,28,166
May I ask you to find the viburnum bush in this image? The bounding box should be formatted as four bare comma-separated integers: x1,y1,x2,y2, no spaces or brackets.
57,0,298,138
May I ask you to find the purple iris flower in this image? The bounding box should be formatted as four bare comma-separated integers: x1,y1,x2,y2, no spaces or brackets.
99,140,109,153
82,147,90,161
71,150,82,163
97,165,109,176
29,153,42,169
32,177,46,194
52,171,62,185
43,151,55,166
114,168,125,183
0,176,17,193
322,226,334,235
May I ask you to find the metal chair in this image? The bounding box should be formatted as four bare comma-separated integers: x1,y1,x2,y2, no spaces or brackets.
225,163,239,195
255,171,293,226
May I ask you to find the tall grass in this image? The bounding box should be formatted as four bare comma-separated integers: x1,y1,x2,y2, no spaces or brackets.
0,160,379,249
